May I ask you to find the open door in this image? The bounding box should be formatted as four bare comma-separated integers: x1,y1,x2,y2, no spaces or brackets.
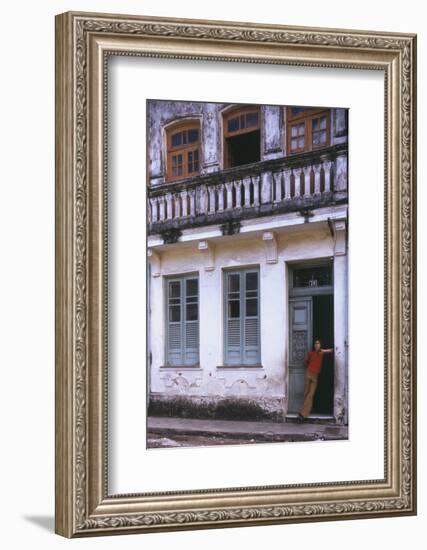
288,297,312,413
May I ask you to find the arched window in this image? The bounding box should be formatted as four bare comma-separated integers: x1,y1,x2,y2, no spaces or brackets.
166,121,200,182
286,107,331,154
223,106,260,168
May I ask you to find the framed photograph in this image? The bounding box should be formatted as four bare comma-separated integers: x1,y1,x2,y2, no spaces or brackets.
55,11,417,537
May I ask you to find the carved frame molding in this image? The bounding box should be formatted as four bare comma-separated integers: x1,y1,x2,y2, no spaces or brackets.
55,11,416,537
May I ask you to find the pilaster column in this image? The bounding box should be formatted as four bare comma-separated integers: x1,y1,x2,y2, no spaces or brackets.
147,248,161,277
332,219,348,424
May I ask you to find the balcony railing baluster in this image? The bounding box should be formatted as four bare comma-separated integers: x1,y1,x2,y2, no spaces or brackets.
293,167,302,197
323,160,332,193
273,171,282,203
314,164,322,195
148,145,347,233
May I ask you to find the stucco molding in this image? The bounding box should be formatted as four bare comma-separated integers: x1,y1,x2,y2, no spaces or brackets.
147,248,161,277
331,219,347,256
198,240,215,271
216,367,266,389
262,231,278,264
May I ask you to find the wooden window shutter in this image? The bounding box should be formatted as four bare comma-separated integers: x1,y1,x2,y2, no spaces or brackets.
225,272,241,365
166,276,199,366
184,278,199,365
167,279,183,366
243,271,260,365
225,269,260,366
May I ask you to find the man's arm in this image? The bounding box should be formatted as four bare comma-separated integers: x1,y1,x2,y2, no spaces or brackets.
322,348,334,353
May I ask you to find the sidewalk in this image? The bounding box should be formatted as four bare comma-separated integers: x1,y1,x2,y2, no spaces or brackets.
148,415,348,444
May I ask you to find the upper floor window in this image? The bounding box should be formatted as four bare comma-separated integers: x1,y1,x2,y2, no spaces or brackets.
223,106,260,168
166,122,200,182
286,108,331,154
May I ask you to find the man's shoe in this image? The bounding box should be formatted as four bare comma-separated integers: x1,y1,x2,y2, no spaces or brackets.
297,414,305,424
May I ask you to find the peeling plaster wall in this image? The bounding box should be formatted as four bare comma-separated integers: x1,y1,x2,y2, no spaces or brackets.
149,225,344,418
147,100,348,187
147,100,227,186
147,100,348,419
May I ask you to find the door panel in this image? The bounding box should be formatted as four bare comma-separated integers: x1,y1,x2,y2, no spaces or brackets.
288,298,312,413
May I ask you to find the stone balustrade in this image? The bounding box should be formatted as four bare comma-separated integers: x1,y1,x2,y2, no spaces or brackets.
148,144,347,235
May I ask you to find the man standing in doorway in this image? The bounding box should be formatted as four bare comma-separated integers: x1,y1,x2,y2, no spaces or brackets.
298,339,333,422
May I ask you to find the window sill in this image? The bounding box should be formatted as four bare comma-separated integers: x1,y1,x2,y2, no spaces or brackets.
216,365,264,370
159,365,201,370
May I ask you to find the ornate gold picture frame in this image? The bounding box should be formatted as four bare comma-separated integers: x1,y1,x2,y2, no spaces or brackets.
55,11,417,537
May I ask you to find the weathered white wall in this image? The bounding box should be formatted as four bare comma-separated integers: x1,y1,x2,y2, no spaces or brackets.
147,101,348,187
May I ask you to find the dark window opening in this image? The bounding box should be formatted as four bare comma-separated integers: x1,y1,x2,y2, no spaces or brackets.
226,130,260,168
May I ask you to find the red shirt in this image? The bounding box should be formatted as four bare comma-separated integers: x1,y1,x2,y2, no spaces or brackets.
306,351,324,373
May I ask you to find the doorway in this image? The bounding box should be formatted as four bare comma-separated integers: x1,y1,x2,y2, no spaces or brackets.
311,294,334,414
287,262,334,417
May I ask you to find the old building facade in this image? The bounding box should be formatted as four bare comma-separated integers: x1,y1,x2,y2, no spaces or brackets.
147,101,348,423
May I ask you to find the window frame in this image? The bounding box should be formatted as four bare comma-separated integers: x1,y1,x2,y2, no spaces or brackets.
288,260,334,298
165,273,200,367
286,107,331,154
223,267,261,366
165,121,201,182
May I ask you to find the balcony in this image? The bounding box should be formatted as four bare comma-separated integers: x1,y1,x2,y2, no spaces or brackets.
148,143,347,237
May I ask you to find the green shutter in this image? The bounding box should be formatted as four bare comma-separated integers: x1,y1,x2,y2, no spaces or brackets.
243,271,260,365
167,279,183,366
184,277,199,365
225,269,260,365
166,276,199,366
